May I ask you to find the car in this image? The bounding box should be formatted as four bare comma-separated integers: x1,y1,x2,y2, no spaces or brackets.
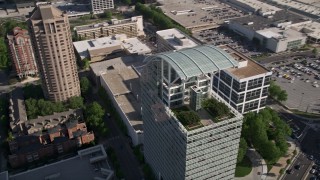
295,164,301,170
313,165,318,169
310,169,317,174
287,169,293,174
309,155,315,160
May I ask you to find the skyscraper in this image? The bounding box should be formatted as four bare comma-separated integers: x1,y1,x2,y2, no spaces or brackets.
141,45,243,179
29,5,80,102
7,27,38,79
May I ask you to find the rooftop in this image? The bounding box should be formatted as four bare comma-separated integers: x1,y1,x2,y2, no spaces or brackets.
291,21,320,39
230,10,308,31
156,28,198,50
9,145,113,180
90,55,146,77
122,38,151,54
26,109,83,135
257,27,306,40
220,45,270,79
30,5,64,21
160,0,245,32
99,57,143,131
269,0,320,18
9,88,27,133
73,35,151,60
74,16,143,32
229,0,281,14
145,45,238,80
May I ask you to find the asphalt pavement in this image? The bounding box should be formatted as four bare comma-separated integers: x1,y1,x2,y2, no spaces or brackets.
283,153,312,180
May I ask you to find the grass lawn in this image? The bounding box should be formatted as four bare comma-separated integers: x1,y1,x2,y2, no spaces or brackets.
235,156,252,177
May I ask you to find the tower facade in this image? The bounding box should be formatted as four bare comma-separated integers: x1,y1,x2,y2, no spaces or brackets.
141,45,243,179
29,5,80,102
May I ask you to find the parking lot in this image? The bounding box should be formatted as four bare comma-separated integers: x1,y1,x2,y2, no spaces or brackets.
193,27,266,58
265,56,320,113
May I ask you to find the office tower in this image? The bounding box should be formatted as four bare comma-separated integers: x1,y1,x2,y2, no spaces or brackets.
7,27,38,79
212,45,272,114
29,5,80,102
91,0,114,14
141,45,243,179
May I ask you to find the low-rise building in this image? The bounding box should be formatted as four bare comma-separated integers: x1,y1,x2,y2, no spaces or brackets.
8,109,95,168
7,27,38,79
9,145,113,180
255,28,307,52
9,88,27,136
291,21,320,44
74,16,145,40
91,0,114,14
223,0,281,16
99,57,144,146
156,28,199,52
213,45,272,113
73,34,151,62
229,10,309,52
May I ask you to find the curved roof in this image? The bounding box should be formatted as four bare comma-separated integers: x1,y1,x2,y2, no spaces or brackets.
146,45,238,80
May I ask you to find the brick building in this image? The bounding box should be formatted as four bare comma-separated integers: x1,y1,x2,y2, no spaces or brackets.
7,27,38,79
8,109,94,168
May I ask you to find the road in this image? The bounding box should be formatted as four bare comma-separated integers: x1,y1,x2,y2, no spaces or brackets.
258,50,313,65
277,107,320,180
283,153,312,180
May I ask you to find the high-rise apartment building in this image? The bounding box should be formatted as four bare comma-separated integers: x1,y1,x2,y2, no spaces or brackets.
7,27,38,79
141,45,243,179
91,0,114,14
29,5,80,102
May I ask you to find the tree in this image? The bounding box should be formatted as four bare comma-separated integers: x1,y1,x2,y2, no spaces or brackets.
85,102,105,128
80,77,91,95
82,58,90,70
286,159,291,164
259,141,280,164
176,111,200,126
277,90,288,102
237,138,248,163
102,10,112,19
68,96,84,109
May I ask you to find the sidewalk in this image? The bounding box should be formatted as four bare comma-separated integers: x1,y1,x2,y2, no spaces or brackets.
236,149,267,180
267,140,298,180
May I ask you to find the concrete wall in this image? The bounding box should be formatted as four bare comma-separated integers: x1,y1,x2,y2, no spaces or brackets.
229,22,255,40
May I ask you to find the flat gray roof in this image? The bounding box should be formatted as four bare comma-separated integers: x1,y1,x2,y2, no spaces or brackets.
99,57,143,131
0,171,8,180
10,145,112,180
145,45,238,80
230,10,307,31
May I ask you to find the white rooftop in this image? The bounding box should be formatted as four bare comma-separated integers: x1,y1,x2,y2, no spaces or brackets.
122,38,151,54
291,21,320,39
73,35,151,59
232,0,281,14
257,27,305,40
156,28,198,50
269,0,320,17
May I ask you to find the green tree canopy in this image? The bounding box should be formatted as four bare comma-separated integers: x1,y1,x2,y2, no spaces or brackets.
85,102,105,129
80,77,91,95
68,96,84,109
237,138,248,163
